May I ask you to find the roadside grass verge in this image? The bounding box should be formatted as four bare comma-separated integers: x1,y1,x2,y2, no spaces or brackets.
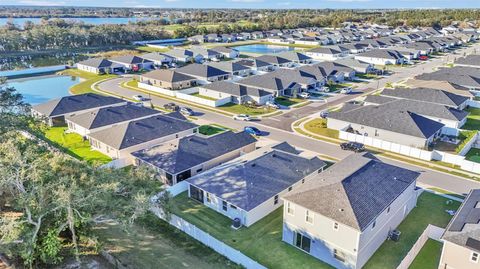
199,125,226,136
303,118,339,139
275,96,304,107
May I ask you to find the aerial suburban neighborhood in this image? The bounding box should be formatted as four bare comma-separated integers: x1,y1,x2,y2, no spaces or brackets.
1,4,480,269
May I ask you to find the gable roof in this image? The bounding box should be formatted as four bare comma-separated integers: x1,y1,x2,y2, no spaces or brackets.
200,81,272,97
177,63,229,79
237,69,318,93
66,104,160,129
415,67,480,89
132,131,257,174
87,113,197,150
329,104,445,139
455,55,480,67
141,52,173,62
207,61,251,73
381,88,469,108
141,69,196,83
187,143,326,211
32,93,125,117
255,55,291,65
356,49,404,60
283,153,420,231
77,58,112,68
443,189,480,252
275,51,312,62
109,55,152,65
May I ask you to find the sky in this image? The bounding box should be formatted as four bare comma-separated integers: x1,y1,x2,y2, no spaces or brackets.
2,0,480,9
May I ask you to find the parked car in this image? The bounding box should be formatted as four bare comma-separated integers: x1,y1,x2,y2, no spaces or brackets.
419,55,429,61
298,92,310,99
340,142,365,152
164,102,180,111
244,126,261,136
266,101,280,109
180,107,194,116
233,114,251,121
132,95,145,101
340,87,352,94
319,86,330,92
319,111,329,118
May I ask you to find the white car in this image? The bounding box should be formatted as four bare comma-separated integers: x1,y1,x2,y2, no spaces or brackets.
298,92,310,99
319,87,330,92
133,95,145,101
233,114,251,121
340,88,352,94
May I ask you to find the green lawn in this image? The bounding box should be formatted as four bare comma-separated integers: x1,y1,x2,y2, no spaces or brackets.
466,148,480,163
364,192,460,269
199,125,225,136
43,127,112,165
58,69,117,95
191,92,218,101
218,103,275,116
275,96,305,107
463,107,480,131
94,214,240,269
136,45,170,53
408,239,443,269
171,192,334,269
356,73,380,80
304,118,339,139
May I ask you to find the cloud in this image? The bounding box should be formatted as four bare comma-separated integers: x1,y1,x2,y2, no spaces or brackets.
18,0,66,5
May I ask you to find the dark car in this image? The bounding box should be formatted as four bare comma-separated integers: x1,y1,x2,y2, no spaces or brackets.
340,142,365,152
164,102,180,111
244,126,262,136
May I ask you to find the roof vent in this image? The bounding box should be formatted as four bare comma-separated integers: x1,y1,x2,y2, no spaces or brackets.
251,163,256,167
339,208,344,212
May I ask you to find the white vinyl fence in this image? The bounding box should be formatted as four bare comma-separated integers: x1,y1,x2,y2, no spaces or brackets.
339,130,480,173
138,82,231,107
467,99,480,108
396,224,445,269
151,204,266,269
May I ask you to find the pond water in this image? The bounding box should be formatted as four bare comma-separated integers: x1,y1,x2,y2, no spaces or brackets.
232,44,295,54
0,17,168,27
7,75,80,105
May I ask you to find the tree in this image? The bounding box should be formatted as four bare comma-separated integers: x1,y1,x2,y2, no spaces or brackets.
0,79,32,136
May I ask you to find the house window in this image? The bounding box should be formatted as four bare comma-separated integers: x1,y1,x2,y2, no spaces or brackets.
287,202,294,215
302,179,305,184
288,186,293,192
294,232,311,253
175,134,179,138
196,168,203,173
222,201,228,211
206,193,211,203
333,222,339,230
387,207,391,214
372,219,376,230
274,195,279,205
230,204,237,210
471,252,479,263
306,210,313,224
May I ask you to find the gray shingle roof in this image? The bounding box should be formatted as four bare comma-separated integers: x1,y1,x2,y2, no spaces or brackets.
109,55,152,65
177,63,229,79
356,49,404,60
283,153,420,231
141,52,173,62
207,61,250,73
275,51,312,62
443,189,480,251
415,67,480,88
187,144,326,211
384,98,468,121
66,104,160,129
455,55,480,67
307,47,344,55
200,81,272,97
32,93,125,117
329,104,445,139
381,88,469,108
77,58,112,68
255,55,291,65
237,69,319,93
363,95,397,105
131,131,257,174
87,112,197,150
141,69,196,83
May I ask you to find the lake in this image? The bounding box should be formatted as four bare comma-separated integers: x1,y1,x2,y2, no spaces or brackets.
0,17,167,27
7,75,80,105
232,44,295,54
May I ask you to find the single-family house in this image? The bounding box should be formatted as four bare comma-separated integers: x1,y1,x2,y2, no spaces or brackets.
198,81,274,105
335,58,375,74
276,51,313,64
162,49,198,63
327,104,445,148
176,63,230,83
455,55,480,69
31,93,126,126
186,142,327,227
76,58,118,74
255,55,294,68
66,103,160,137
305,46,348,61
211,46,240,59
354,49,406,66
87,112,198,163
206,62,252,77
439,189,480,269
379,88,470,110
235,58,275,72
141,52,174,67
190,46,223,61
282,153,420,269
139,69,197,90
415,67,480,93
109,55,154,72
132,131,257,185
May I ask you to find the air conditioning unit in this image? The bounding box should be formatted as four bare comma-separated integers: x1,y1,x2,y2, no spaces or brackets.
390,230,401,242
231,218,242,230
